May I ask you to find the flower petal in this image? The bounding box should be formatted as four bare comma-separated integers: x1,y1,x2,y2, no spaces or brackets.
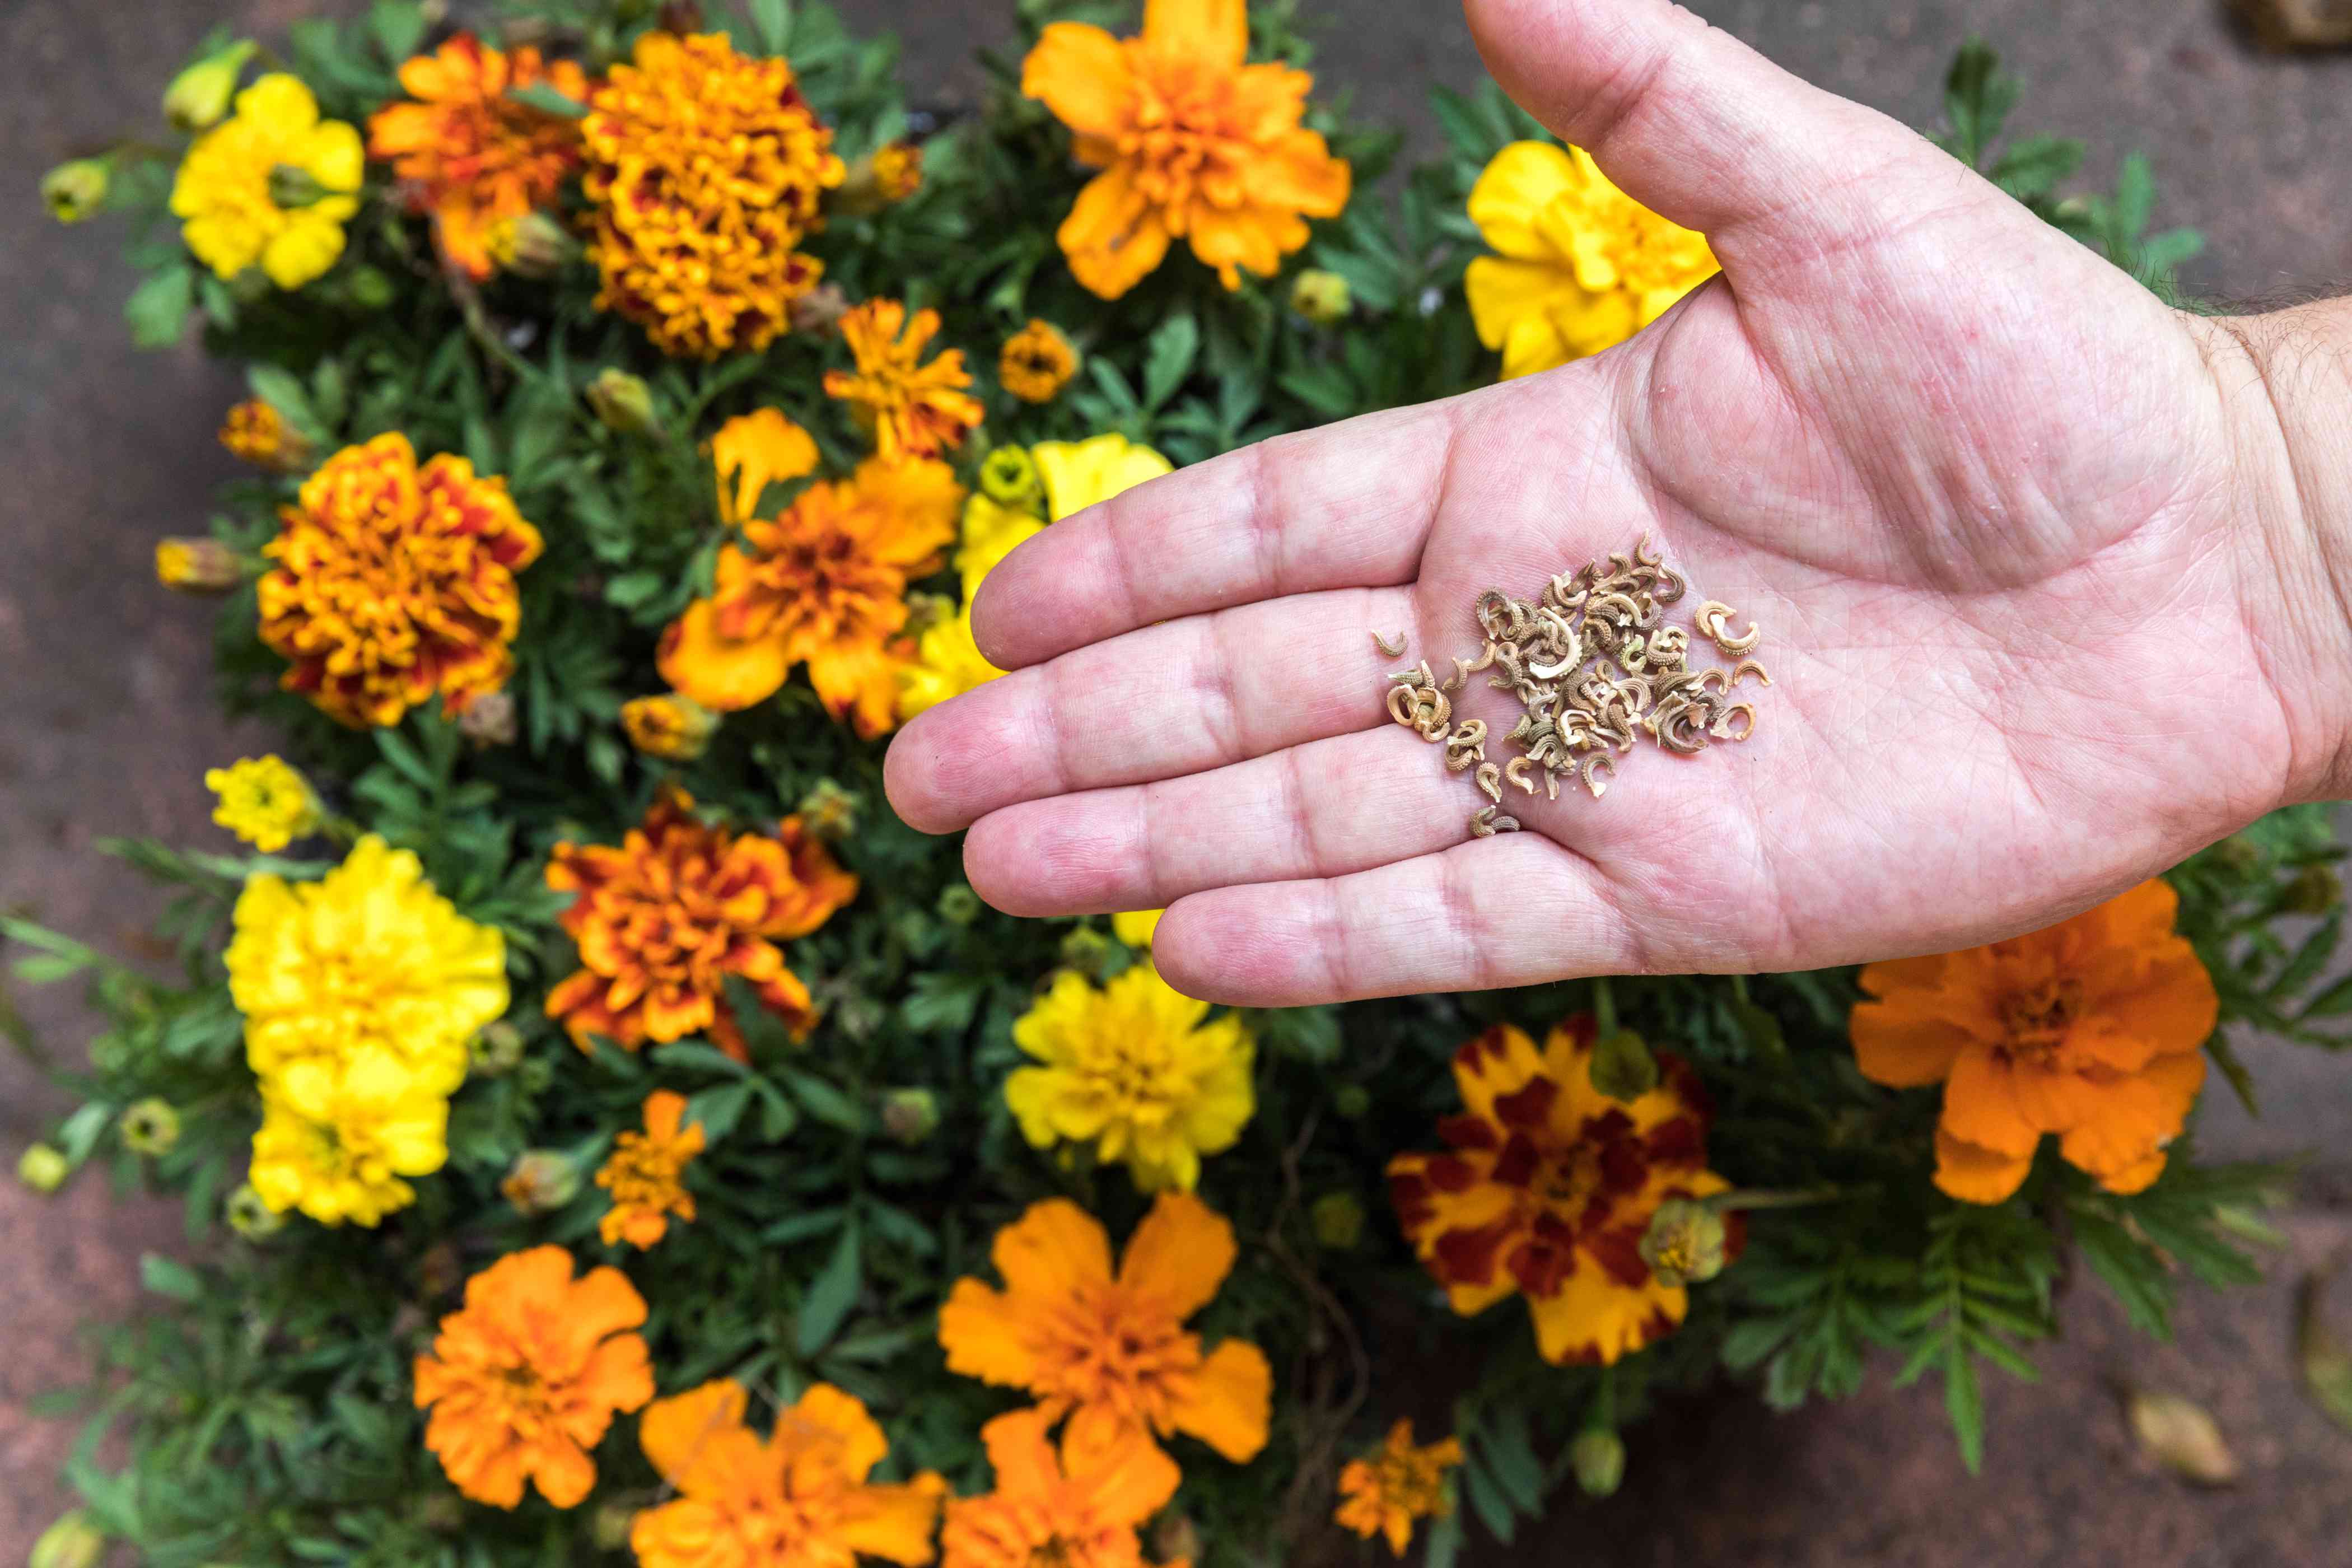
1144,0,1249,69
1117,1191,1238,1320
1164,1337,1271,1460
656,596,791,712
639,1378,749,1487
1021,23,1135,141
1933,1128,2035,1204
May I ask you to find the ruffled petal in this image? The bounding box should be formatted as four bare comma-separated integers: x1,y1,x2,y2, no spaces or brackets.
639,1378,750,1487
1932,1128,2035,1204
656,596,791,712
1021,23,1136,140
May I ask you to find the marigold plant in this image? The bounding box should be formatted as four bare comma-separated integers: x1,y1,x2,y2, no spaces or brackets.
1333,1419,1463,1555
596,1089,706,1248
170,73,360,287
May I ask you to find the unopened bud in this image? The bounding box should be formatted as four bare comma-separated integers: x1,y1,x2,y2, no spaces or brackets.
1309,1191,1365,1250
796,779,861,843
342,264,396,311
1060,928,1113,982
1569,1429,1625,1497
586,368,660,436
415,1492,465,1533
622,693,718,761
2211,834,2262,874
226,1182,286,1239
502,1149,582,1215
978,446,1045,515
903,591,954,638
218,397,314,473
1589,1028,1658,1102
17,1142,69,1194
1332,1082,1372,1119
469,1021,526,1077
937,884,982,925
1638,1197,1728,1288
1153,1514,1203,1566
29,1511,106,1568
592,1501,639,1551
834,993,885,1043
42,158,110,225
120,1098,182,1156
2125,1388,2239,1485
416,1243,464,1299
164,40,258,132
835,143,923,216
790,281,851,336
487,209,578,278
1290,268,1352,324
458,689,518,747
2283,864,2340,916
880,1088,940,1145
156,536,240,593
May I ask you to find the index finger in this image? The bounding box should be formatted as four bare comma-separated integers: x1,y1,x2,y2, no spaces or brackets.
970,397,1470,671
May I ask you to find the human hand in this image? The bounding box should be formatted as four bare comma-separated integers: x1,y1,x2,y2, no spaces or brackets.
885,0,2352,1006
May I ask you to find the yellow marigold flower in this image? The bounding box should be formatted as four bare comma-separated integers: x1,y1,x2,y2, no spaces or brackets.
1032,433,1173,520
620,693,719,760
1290,268,1352,324
940,1192,1272,1467
581,31,844,358
155,536,240,593
659,450,963,736
1007,965,1253,1193
955,492,1046,597
596,1089,704,1249
1387,1015,1735,1365
1110,909,1163,948
256,432,543,728
226,834,509,1094
897,609,1006,721
1333,1419,1463,1556
1464,141,1719,380
998,319,1079,404
204,754,321,852
170,74,362,289
873,141,923,202
413,1245,655,1509
248,1048,451,1226
940,1408,1181,1568
1852,879,2215,1205
367,34,592,281
1021,0,1351,298
631,1379,945,1568
218,396,313,472
544,787,857,1061
824,299,985,462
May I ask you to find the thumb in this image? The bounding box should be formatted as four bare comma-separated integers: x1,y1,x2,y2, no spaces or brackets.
1462,0,1976,284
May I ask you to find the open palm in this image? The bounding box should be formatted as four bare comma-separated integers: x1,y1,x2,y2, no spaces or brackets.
885,0,2343,1005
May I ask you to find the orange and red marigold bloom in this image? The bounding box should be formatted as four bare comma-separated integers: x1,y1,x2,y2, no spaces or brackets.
938,1191,1272,1469
412,1245,654,1509
366,33,590,281
824,299,985,462
1851,879,2216,1205
1021,0,1351,298
1388,1015,1735,1366
543,786,857,1060
940,1408,1182,1568
631,1378,945,1568
256,432,542,728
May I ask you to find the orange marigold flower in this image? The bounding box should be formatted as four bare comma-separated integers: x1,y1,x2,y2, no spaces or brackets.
1020,0,1351,299
872,142,923,202
1852,879,2216,1205
366,34,591,281
1388,1016,1735,1366
659,441,964,736
256,432,543,728
940,1408,1182,1568
824,300,984,462
999,319,1079,404
545,786,856,1061
581,31,843,358
597,1089,704,1249
631,1379,946,1568
218,397,311,472
412,1245,655,1509
1333,1419,1463,1556
939,1192,1272,1468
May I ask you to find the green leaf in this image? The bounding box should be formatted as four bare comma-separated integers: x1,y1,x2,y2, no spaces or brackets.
368,0,429,64
1141,314,1201,412
1459,1456,1519,1543
125,267,194,349
2113,152,2157,241
1940,39,2019,170
140,1253,203,1303
785,1070,869,1135
507,82,590,119
745,0,795,54
797,1219,862,1356
1944,1342,1986,1473
686,1081,755,1144
1422,1508,1464,1568
721,973,797,1060
651,1040,751,1077
902,971,984,1035
1989,134,2082,199
2303,970,2352,1019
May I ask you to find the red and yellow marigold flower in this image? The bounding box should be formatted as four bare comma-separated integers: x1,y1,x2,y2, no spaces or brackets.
413,1245,655,1509
366,34,591,280
631,1379,945,1568
544,786,857,1060
940,1408,1182,1568
218,397,311,472
824,300,984,461
596,1089,704,1249
659,430,963,736
1852,879,2216,1204
620,693,719,760
1021,0,1351,298
1388,1016,1734,1365
1333,1419,1463,1556
256,432,543,728
581,31,844,357
939,1192,1272,1468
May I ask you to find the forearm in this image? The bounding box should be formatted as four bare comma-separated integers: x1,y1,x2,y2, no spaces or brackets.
2199,299,2352,805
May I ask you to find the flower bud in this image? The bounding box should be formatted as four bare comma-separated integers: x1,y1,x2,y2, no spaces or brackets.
796,779,862,844
163,40,258,132
458,689,518,747
120,1098,182,1157
486,209,578,279
1309,1191,1365,1250
414,1493,465,1533
790,281,852,337
834,993,885,1043
2125,1388,2238,1485
17,1142,69,1194
1332,1082,1372,1119
41,158,110,225
834,143,923,216
903,590,954,639
2283,864,2341,916
1589,1028,1659,1102
155,536,241,594
880,1088,941,1145
502,1149,583,1215
1638,1197,1728,1288
1290,268,1352,324
342,264,397,311
937,884,982,925
226,1182,286,1239
622,693,719,761
469,1021,526,1077
978,446,1046,514
586,368,660,436
267,163,333,209
218,398,314,473
416,1242,464,1299
592,1501,640,1551
2212,833,2263,874
1153,1514,1203,1566
1060,928,1114,982
1569,1429,1625,1497
29,1511,106,1568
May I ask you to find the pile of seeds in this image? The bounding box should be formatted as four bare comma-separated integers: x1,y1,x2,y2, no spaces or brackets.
1377,537,1770,838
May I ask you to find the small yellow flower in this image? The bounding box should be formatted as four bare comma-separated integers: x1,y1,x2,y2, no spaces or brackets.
596,1090,704,1249
1006,964,1254,1192
218,398,313,472
954,493,1046,598
156,536,241,594
1290,268,1352,324
1334,1420,1463,1556
998,319,1078,403
897,608,1006,721
621,694,719,760
824,298,984,461
872,142,923,202
1110,909,1163,949
205,754,322,852
248,1048,451,1226
1031,433,1173,520
170,74,362,289
1464,141,1718,380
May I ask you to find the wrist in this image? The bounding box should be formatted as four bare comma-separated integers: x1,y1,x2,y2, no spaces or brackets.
2199,301,2352,805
